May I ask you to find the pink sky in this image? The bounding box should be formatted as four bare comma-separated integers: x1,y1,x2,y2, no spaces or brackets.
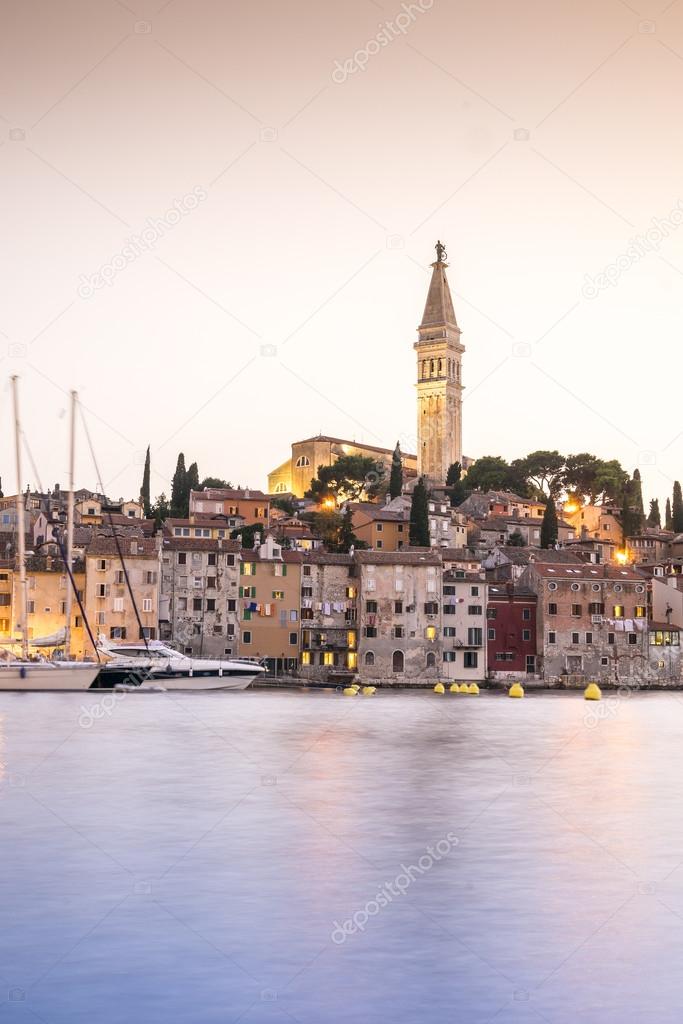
2,0,683,508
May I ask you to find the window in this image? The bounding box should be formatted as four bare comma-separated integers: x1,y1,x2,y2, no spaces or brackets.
376,523,383,533
394,601,403,614
346,587,356,599
243,631,252,644
96,584,107,598
177,597,187,611
635,606,646,618
208,553,217,567
114,570,125,584
301,587,313,598
227,554,235,567
193,598,202,612
488,628,496,640
571,632,580,644
548,603,557,615
471,585,479,596
272,591,285,600
366,601,378,614
468,627,482,646
444,626,456,637
364,626,378,638
522,629,531,642
487,607,497,619
467,605,482,615
601,657,609,666
364,651,375,667
425,625,437,640
393,626,404,639
110,626,127,639
301,651,311,666
295,455,310,468
526,655,536,674
27,601,35,614
207,577,216,589
392,650,404,673
321,651,334,666
426,652,436,668
628,633,637,646
608,632,615,645
571,604,582,617
464,652,478,668
113,597,124,612
97,559,107,571
443,651,456,663
228,599,236,612
288,632,298,646
206,599,216,612
588,602,604,615
241,562,256,576
376,541,383,550
424,602,439,615
303,565,312,577
613,605,624,618
522,608,531,621
548,631,557,644
586,632,593,645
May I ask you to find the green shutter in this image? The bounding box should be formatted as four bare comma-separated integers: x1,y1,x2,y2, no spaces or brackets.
239,586,244,598
240,562,244,575
243,609,251,621
282,564,287,576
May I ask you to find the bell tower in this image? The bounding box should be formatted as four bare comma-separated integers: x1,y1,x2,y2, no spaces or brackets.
414,241,464,484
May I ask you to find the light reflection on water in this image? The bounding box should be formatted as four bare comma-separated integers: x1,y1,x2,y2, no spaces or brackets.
1,689,683,1023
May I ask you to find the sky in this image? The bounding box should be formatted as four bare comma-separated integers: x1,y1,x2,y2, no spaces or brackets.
2,0,683,509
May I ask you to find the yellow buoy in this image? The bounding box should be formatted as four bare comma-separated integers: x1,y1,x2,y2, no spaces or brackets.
343,687,357,696
433,682,445,694
449,683,459,693
467,683,480,695
508,683,524,699
362,686,376,696
458,683,469,693
584,682,602,701
351,684,361,692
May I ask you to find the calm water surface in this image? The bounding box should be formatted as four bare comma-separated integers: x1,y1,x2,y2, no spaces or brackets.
2,688,683,1023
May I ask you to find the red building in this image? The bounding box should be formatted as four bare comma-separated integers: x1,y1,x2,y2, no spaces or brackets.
487,583,538,677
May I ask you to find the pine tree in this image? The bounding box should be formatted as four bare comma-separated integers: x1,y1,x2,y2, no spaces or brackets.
632,468,644,518
389,443,403,499
540,495,558,549
647,498,661,528
666,497,673,531
337,507,357,553
673,481,683,533
186,462,200,499
170,453,187,518
409,477,430,547
140,446,151,519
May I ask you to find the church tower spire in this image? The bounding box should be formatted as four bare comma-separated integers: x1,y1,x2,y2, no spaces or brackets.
414,241,464,483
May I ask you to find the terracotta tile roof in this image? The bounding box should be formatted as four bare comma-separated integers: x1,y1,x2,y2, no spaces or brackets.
354,549,442,566
162,537,240,553
302,552,353,566
87,536,159,557
530,562,646,581
295,435,417,460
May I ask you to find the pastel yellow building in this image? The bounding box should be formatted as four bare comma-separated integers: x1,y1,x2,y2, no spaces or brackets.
268,436,417,499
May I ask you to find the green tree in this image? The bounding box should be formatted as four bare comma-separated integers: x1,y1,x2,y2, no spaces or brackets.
507,529,526,547
463,456,530,496
200,477,232,489
409,477,431,547
673,481,683,533
632,468,644,517
446,462,462,487
272,495,297,516
231,524,264,549
170,453,188,518
512,450,565,498
150,492,170,530
620,484,640,541
140,446,151,518
337,506,359,553
540,496,558,549
186,462,200,498
666,497,673,531
389,443,403,499
306,454,385,504
647,499,661,528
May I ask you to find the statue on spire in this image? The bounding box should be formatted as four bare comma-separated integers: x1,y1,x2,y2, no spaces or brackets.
435,239,447,263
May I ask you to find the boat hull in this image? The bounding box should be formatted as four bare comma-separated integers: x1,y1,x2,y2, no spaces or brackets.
151,670,260,691
0,665,101,691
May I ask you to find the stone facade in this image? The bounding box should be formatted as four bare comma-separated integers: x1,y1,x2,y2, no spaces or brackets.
84,535,161,654
441,570,488,682
355,550,443,684
299,553,358,680
160,534,241,657
268,436,417,499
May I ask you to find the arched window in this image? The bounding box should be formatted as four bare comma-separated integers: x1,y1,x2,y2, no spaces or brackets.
392,650,404,673
426,652,436,668
275,482,288,493
295,455,310,468
422,360,427,379
437,358,442,375
430,359,434,376
364,651,375,667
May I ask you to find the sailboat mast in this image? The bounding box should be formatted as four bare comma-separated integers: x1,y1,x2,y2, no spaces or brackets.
64,390,77,659
11,376,28,661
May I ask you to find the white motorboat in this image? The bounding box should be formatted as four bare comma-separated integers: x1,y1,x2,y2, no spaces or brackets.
0,661,102,691
97,638,267,691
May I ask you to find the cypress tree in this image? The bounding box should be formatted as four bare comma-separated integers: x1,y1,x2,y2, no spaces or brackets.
389,443,403,499
632,468,644,518
446,462,462,487
673,481,683,533
666,497,673,531
409,477,431,547
186,462,200,501
620,484,639,543
647,498,661,528
170,453,187,518
337,507,357,553
540,495,558,549
140,446,151,519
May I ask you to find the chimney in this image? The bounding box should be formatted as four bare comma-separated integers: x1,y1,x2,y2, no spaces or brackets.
245,488,250,499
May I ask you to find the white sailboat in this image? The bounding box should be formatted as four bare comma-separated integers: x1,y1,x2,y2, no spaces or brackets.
0,378,100,692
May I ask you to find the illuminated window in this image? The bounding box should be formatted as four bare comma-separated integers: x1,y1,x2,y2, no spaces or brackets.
425,625,437,640
323,652,334,666
301,651,311,666
347,652,358,670
635,606,646,618
613,605,624,618
346,586,356,599
347,631,356,650
241,562,256,576
295,456,311,468
272,591,285,600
